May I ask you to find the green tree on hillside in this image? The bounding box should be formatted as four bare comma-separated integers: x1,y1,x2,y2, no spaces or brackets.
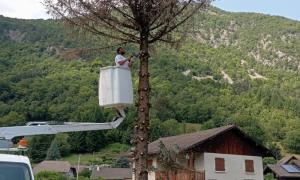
46,138,61,160
54,133,71,157
284,130,300,154
28,135,54,163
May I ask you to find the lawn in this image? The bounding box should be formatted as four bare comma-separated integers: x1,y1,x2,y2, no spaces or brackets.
61,143,129,165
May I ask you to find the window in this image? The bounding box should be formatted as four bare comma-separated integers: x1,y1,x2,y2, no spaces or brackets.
147,159,153,168
0,162,32,180
281,165,300,173
245,160,254,173
215,158,225,172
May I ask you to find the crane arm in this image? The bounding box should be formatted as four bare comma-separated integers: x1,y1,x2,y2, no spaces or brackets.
0,108,125,141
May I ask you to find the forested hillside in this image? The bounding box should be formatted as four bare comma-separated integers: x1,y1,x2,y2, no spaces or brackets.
0,7,300,162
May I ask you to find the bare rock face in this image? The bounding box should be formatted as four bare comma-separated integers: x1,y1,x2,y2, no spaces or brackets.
221,70,234,84
190,14,300,72
248,69,268,80
7,29,26,42
192,75,215,81
182,69,191,76
193,21,239,48
46,46,84,61
247,34,299,70
241,60,248,66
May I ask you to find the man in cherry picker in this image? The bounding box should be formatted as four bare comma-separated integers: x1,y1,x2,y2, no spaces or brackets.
115,47,133,69
113,47,134,119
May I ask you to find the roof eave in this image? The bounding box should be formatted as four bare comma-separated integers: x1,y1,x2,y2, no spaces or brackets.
186,125,273,157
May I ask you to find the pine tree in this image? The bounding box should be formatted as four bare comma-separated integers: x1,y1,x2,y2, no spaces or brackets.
28,135,53,163
46,138,61,160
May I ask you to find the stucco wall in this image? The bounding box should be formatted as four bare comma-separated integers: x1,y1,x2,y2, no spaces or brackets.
203,152,264,180
148,158,157,180
195,153,205,171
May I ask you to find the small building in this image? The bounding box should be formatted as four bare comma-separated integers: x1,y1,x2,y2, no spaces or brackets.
72,165,90,174
264,156,300,180
134,125,272,180
33,160,76,177
277,155,298,165
91,167,132,180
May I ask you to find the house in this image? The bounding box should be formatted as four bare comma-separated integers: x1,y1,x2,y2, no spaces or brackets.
133,125,273,180
33,160,76,177
90,167,132,180
264,155,300,180
72,165,90,174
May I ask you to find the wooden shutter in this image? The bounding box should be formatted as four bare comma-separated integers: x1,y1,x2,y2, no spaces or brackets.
215,158,225,171
147,159,153,167
245,160,254,172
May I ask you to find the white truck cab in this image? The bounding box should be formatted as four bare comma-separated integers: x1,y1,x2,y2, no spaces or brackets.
0,154,34,180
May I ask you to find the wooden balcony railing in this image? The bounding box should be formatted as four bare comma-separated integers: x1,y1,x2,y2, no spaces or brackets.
155,170,205,180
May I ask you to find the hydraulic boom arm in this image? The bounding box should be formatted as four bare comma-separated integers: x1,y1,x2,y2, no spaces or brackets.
0,108,125,148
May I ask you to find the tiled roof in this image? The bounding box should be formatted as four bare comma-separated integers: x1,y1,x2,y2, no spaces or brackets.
292,160,300,168
265,164,300,178
33,161,71,174
148,125,263,155
278,155,298,165
91,168,131,179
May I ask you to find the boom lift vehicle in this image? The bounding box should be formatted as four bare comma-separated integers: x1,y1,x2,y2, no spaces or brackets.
0,66,133,180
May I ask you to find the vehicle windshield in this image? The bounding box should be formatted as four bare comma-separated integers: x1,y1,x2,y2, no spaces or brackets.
0,162,32,180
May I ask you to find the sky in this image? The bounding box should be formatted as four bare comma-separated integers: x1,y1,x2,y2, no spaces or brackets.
212,0,300,21
0,0,50,19
0,0,299,21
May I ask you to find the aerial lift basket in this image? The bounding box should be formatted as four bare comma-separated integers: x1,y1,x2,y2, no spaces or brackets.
99,66,133,108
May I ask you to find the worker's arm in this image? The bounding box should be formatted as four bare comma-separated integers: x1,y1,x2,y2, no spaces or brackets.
118,59,128,65
118,56,133,65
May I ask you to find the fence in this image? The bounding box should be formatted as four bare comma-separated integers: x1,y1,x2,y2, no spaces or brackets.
155,170,205,180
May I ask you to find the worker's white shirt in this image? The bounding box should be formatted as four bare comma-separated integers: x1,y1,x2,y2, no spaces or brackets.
115,54,129,69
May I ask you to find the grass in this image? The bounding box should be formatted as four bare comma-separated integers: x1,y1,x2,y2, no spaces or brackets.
61,143,129,165
184,123,202,132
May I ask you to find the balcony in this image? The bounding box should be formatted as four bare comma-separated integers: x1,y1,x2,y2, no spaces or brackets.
155,170,205,180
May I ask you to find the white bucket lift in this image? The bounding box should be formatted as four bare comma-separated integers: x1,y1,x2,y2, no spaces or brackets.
99,66,133,108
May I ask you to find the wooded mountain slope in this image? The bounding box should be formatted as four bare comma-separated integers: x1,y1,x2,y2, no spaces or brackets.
0,8,299,161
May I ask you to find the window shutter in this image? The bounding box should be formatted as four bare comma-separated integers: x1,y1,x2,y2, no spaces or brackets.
245,160,254,172
147,159,153,167
215,158,225,171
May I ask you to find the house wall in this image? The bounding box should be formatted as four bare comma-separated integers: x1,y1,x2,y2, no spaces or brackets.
195,153,204,171
146,153,263,180
142,128,269,180
203,152,264,180
132,162,135,180
148,158,157,180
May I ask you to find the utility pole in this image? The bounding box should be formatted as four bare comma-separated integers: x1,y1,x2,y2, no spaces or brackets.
76,154,81,180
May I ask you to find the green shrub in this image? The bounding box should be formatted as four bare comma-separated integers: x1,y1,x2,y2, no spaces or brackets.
284,130,300,153
78,168,91,178
35,171,68,180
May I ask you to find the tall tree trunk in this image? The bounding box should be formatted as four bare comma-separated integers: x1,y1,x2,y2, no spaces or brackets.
134,37,150,180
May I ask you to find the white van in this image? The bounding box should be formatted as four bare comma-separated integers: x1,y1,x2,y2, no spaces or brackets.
0,154,34,180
